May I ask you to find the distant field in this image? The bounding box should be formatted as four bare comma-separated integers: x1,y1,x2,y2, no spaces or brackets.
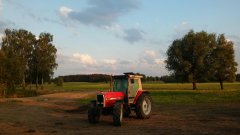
44,82,109,92
42,82,240,105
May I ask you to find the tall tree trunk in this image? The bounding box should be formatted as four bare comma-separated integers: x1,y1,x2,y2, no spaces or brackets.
36,76,38,90
192,82,197,90
22,76,25,91
10,81,15,94
3,89,5,97
1,83,6,97
30,81,32,91
219,79,224,90
41,75,44,90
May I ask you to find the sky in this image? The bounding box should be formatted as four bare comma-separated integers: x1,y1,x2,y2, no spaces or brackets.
0,0,240,77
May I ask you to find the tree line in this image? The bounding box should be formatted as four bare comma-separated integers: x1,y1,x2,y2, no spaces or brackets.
166,30,238,90
60,74,163,83
59,73,240,84
0,29,57,96
61,74,111,83
237,74,240,82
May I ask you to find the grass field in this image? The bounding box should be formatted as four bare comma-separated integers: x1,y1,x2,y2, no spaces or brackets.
41,82,240,105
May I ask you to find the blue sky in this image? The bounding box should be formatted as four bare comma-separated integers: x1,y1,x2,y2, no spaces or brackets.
0,0,240,76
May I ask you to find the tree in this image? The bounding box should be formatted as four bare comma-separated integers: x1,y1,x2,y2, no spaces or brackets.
30,33,57,90
1,29,35,93
1,28,58,96
54,76,64,86
236,74,240,82
208,34,237,89
166,30,216,90
166,30,238,90
0,49,6,96
160,75,176,83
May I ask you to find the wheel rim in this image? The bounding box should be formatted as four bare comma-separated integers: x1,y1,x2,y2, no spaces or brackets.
142,98,151,115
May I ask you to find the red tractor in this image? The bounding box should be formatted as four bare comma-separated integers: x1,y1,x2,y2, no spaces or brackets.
88,72,152,126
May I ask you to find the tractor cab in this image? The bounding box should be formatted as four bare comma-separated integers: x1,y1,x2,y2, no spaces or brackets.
112,73,143,103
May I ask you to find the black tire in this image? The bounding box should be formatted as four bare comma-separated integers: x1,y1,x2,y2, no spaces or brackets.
135,94,152,119
113,102,123,126
88,101,100,124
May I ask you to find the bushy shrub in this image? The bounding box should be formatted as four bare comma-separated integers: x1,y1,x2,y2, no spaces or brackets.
54,76,64,86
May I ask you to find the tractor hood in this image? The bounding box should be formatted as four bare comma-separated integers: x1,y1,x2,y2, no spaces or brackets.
97,91,124,108
99,91,124,101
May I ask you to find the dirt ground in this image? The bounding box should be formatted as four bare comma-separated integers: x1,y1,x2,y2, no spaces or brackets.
0,91,240,135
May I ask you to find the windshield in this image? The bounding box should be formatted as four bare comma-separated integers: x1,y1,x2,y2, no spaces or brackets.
113,79,128,93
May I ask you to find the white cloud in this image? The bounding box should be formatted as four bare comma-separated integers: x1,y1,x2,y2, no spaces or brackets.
72,53,97,65
181,21,188,25
55,50,168,77
103,23,122,32
139,50,157,65
138,50,167,69
103,59,117,65
59,6,73,18
154,58,165,65
144,50,156,58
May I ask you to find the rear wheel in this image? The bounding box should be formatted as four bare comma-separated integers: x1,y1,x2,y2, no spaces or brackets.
88,101,100,124
136,94,152,119
113,102,123,126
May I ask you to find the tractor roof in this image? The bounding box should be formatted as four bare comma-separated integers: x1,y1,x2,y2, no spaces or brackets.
113,72,143,79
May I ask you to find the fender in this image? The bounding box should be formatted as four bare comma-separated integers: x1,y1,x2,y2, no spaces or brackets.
133,90,150,104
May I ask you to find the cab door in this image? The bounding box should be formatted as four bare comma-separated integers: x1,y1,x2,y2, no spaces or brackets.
128,78,140,103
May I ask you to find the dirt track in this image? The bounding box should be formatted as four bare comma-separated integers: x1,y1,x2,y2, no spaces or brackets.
0,91,240,135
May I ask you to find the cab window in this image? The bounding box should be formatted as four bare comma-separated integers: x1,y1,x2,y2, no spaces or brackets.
113,79,128,94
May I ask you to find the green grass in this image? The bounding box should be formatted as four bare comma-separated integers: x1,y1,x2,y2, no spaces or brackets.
146,82,240,104
150,90,240,104
41,82,109,92
41,82,240,105
144,82,240,91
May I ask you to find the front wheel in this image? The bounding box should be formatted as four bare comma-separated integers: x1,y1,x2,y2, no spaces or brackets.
135,94,152,119
88,101,100,124
113,102,123,126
